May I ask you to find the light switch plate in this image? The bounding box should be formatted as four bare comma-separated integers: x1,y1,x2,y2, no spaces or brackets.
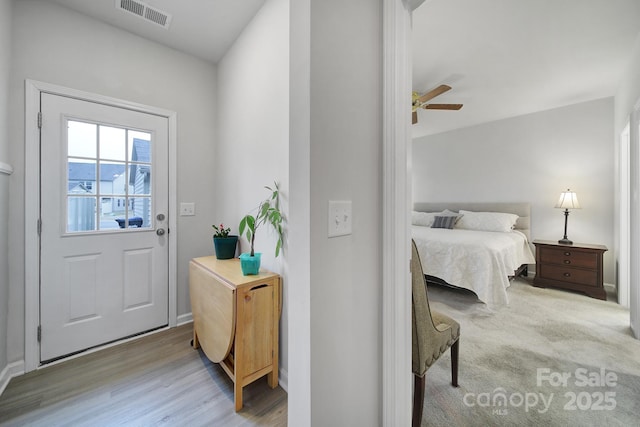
328,200,352,238
180,202,195,216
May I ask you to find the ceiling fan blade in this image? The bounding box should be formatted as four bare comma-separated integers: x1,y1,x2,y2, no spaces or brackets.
412,111,418,124
423,103,463,110
417,84,451,104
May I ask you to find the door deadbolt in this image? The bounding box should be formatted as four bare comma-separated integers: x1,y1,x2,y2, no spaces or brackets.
156,213,165,221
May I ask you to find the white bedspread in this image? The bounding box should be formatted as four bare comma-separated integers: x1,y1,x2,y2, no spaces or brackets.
411,226,536,307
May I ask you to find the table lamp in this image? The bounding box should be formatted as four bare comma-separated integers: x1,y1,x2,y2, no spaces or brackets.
555,189,580,245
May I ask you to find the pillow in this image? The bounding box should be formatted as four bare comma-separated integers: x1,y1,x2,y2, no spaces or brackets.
431,215,458,229
441,209,459,216
440,209,463,224
515,216,530,230
455,210,519,233
412,210,458,226
411,211,439,227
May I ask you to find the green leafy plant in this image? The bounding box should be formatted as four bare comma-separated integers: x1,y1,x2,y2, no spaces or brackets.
239,182,284,257
212,223,231,238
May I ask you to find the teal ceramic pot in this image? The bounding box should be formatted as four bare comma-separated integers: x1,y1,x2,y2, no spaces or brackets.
239,252,261,275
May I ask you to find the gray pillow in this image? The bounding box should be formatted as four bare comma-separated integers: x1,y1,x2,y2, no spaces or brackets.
431,215,457,229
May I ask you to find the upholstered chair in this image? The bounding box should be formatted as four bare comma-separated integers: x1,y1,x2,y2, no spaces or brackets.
411,239,460,427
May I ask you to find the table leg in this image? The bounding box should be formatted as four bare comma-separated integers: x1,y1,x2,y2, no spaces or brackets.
234,381,243,412
192,329,200,349
267,369,278,388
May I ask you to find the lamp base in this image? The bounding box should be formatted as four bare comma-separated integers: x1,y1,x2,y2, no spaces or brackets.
558,238,573,245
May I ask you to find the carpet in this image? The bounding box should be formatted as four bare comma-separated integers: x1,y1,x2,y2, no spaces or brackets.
420,277,640,426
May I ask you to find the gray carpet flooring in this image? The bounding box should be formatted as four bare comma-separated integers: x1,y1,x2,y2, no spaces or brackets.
421,276,640,427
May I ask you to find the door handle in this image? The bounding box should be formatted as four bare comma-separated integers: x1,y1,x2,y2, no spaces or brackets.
156,228,166,236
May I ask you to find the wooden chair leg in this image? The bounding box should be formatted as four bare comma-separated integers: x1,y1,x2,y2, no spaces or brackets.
412,374,426,427
451,339,459,387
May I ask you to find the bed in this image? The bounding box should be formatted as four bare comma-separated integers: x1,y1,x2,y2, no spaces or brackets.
411,202,536,307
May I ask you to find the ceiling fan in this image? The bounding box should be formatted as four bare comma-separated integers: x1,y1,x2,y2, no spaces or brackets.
412,84,463,124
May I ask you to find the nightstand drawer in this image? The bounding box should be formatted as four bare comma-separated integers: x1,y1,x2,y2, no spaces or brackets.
539,247,598,269
539,264,598,287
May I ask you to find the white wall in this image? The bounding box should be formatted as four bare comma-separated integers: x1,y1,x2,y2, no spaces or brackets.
413,98,615,283
0,0,12,378
308,0,383,424
215,0,290,387
8,0,217,363
615,34,640,338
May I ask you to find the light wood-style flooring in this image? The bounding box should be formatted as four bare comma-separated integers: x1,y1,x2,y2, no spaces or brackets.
0,324,287,426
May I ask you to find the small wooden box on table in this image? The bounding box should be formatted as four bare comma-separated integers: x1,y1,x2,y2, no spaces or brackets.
189,256,281,412
532,240,607,300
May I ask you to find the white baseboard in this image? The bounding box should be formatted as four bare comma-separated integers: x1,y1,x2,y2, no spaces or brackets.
177,312,193,326
0,360,25,396
278,367,288,392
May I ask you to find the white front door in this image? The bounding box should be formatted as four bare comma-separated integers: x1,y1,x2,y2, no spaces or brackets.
39,93,169,362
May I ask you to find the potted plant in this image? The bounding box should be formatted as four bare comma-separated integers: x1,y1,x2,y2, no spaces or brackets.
238,182,284,275
212,223,238,260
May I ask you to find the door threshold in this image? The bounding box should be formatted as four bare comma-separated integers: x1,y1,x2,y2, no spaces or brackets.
38,325,170,369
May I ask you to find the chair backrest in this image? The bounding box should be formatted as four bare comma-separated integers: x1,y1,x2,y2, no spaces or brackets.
411,239,439,376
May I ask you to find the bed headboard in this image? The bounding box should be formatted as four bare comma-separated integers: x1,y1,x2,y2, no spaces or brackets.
413,202,532,241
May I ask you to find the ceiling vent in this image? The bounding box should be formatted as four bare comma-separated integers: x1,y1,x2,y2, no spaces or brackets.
116,0,172,29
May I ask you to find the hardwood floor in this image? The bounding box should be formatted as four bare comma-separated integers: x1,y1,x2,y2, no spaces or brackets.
0,324,287,426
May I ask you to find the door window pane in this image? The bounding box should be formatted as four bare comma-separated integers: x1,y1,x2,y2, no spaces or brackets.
101,162,126,195
99,126,127,161
98,198,119,230
129,132,151,162
68,160,97,195
129,197,152,229
129,164,151,195
67,197,97,232
67,121,97,158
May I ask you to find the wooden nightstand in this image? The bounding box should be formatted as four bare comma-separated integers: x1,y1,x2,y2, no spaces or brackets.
532,240,607,300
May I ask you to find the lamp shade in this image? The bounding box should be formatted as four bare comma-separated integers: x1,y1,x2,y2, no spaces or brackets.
555,189,580,210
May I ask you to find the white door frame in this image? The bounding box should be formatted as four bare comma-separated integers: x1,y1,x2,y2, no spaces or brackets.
24,79,178,372
619,122,630,308
630,102,640,339
383,0,415,424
